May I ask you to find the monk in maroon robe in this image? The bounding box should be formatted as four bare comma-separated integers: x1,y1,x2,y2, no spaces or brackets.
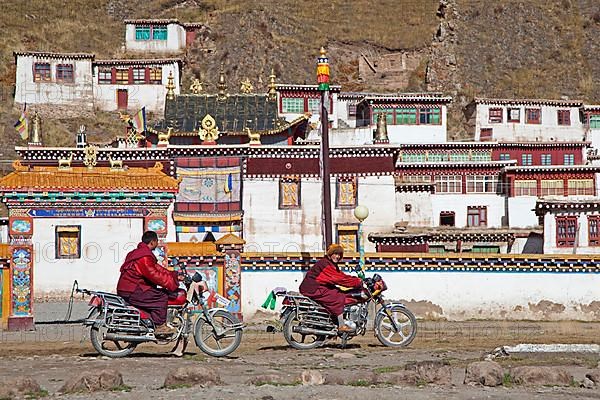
299,244,363,332
117,231,178,335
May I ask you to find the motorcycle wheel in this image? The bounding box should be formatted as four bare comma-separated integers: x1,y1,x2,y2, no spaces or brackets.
194,310,242,357
374,305,417,347
282,312,325,350
90,321,137,358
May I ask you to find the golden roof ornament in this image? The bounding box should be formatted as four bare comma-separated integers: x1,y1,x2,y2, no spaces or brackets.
30,111,42,146
157,127,172,147
58,153,73,170
374,112,389,143
217,64,228,101
83,144,98,170
267,68,277,101
190,77,203,94
240,78,254,94
246,127,261,145
199,114,219,144
166,71,175,100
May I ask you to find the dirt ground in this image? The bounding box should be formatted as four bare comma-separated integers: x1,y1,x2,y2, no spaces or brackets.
1,320,600,399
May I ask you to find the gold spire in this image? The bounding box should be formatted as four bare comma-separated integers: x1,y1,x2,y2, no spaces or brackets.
166,71,175,100
267,68,277,101
240,78,254,94
217,63,228,101
30,111,42,145
190,77,204,94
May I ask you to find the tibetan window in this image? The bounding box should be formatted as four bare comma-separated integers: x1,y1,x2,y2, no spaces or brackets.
115,69,129,84
557,110,571,126
434,175,462,194
33,62,51,82
525,108,541,124
132,67,146,84
56,64,74,82
590,115,600,129
419,108,441,125
471,152,492,161
567,179,594,196
336,177,357,208
149,67,162,84
337,225,358,252
401,175,431,183
98,68,112,84
540,180,563,196
281,97,303,113
307,98,320,113
135,25,151,40
467,206,487,227
521,154,533,166
588,216,600,246
514,180,537,196
439,211,455,226
556,216,577,247
347,104,357,119
471,246,500,253
396,108,417,125
55,226,81,259
479,128,493,141
488,108,503,123
279,176,301,209
466,175,498,193
372,108,394,125
401,152,426,162
152,26,168,40
563,154,575,165
541,154,552,165
507,108,520,122
499,153,511,161
449,152,469,162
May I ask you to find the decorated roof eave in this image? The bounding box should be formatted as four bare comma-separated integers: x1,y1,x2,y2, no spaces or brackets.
504,165,600,173
357,95,452,106
582,105,600,112
474,97,584,107
535,198,600,215
168,115,310,138
172,212,243,223
395,160,517,169
276,83,341,93
14,51,95,60
124,18,179,25
94,58,183,67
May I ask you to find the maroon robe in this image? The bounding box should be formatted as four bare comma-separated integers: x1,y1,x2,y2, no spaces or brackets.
299,256,363,316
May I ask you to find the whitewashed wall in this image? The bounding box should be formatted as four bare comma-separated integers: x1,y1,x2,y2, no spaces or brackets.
242,269,600,321
14,56,94,109
430,194,506,228
124,23,186,52
243,176,395,252
278,92,339,129
330,127,373,146
335,98,359,128
92,63,180,113
395,191,433,227
32,218,144,298
475,104,585,142
385,109,448,144
507,197,539,228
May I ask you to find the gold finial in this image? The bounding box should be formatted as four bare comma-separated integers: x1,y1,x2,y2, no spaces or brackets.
246,127,261,145
267,68,277,101
30,111,42,145
12,160,27,172
166,71,175,100
374,113,389,143
240,78,254,94
198,114,220,144
108,155,124,171
83,145,98,170
217,63,228,101
190,77,203,94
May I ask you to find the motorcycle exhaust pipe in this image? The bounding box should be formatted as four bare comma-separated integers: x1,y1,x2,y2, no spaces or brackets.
104,333,156,343
292,325,336,336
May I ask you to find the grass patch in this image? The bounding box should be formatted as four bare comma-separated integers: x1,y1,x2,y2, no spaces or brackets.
24,390,49,399
347,379,370,387
110,385,132,392
254,380,301,387
183,354,207,362
164,383,192,390
373,366,403,374
416,378,428,387
502,373,514,387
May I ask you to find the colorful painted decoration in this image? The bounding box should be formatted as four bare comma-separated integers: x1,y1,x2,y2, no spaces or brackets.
316,47,330,91
10,219,31,234
147,219,166,232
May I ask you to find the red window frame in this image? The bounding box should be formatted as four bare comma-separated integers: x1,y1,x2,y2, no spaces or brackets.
467,206,487,227
488,108,503,123
56,64,74,82
33,62,51,82
480,128,493,141
556,216,577,247
588,216,600,246
526,108,541,124
557,109,570,126
507,108,520,122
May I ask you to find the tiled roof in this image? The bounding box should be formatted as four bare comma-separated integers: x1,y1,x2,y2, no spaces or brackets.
215,233,246,245
0,161,179,192
124,18,180,25
276,83,341,92
14,51,94,60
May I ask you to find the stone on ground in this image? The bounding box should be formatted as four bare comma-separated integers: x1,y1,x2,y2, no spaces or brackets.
164,366,221,388
464,361,504,386
300,369,325,385
0,376,43,398
586,369,600,385
405,360,452,385
510,366,573,386
59,369,124,393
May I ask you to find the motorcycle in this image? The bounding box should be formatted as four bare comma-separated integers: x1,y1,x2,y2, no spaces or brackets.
75,262,243,358
269,272,417,349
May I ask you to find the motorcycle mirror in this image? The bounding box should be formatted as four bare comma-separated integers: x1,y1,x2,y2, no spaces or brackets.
192,272,203,283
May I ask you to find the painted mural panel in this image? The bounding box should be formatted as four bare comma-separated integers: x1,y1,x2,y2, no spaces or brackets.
224,252,241,313
177,166,241,203
11,247,32,316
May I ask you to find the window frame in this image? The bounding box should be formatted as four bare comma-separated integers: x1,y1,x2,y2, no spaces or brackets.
514,180,537,196
135,25,151,41
347,104,357,119
98,68,112,84
525,108,541,124
556,216,577,247
488,107,503,123
563,154,575,165
335,176,358,209
539,179,563,196
33,62,51,82
567,179,594,196
590,115,600,129
507,108,520,122
55,225,81,259
336,224,359,252
149,67,162,84
467,206,487,227
434,175,463,194
396,108,418,125
521,154,533,166
499,153,511,161
557,109,571,126
132,67,146,84
588,216,600,246
540,154,552,166
278,176,301,209
466,175,498,194
115,68,129,85
281,97,304,114
152,25,168,40
439,211,455,227
56,64,74,83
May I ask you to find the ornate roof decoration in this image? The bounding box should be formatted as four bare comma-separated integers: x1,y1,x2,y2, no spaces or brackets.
166,241,218,256
0,162,179,192
14,51,94,60
172,212,242,223
474,97,583,107
94,58,183,67
358,94,452,105
536,198,600,215
215,233,246,245
504,165,600,173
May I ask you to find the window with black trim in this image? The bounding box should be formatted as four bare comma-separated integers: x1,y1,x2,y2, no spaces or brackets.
556,216,577,247
467,206,487,227
132,67,146,84
488,108,503,123
508,108,520,122
440,211,455,226
526,108,541,124
149,67,162,84
336,176,357,208
56,64,74,82
55,226,81,259
557,110,570,126
279,176,301,209
589,216,600,246
98,68,112,84
34,63,51,82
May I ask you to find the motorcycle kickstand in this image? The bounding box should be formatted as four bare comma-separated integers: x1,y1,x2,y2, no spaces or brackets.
339,333,349,349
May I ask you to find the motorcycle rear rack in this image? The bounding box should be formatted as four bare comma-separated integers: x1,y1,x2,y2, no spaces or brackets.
107,306,143,331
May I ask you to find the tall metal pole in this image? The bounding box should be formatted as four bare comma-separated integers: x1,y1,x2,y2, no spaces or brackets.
317,47,333,249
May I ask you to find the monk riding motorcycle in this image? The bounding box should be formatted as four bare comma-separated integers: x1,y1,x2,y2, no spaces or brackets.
267,269,417,349
76,262,243,358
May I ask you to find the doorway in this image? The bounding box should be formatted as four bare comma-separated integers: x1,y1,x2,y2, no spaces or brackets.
117,89,128,110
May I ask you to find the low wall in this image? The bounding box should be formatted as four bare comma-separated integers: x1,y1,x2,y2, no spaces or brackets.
240,253,600,321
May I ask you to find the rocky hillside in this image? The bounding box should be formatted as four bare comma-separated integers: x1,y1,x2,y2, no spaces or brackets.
0,0,599,156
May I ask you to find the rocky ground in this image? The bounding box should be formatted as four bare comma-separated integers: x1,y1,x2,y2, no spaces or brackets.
1,319,600,399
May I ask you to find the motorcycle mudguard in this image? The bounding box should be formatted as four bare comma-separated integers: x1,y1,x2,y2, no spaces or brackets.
192,308,245,331
376,302,408,317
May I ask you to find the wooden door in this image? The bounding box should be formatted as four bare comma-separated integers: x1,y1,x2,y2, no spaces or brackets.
117,89,128,110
